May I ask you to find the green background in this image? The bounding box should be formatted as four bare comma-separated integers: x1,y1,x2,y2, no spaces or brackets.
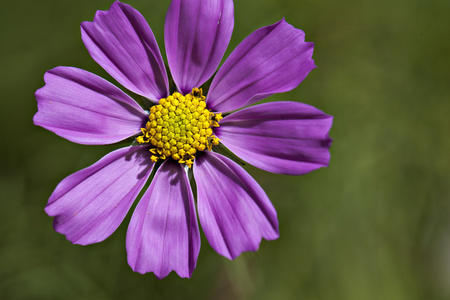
1,0,449,299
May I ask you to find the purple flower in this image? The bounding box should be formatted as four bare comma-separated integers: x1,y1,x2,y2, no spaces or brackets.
34,0,332,279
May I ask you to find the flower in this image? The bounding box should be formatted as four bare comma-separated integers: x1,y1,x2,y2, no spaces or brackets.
34,0,333,279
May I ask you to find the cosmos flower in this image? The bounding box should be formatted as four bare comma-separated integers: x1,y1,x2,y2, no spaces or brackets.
34,0,332,279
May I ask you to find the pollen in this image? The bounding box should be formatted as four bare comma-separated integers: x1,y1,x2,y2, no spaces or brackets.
136,88,221,168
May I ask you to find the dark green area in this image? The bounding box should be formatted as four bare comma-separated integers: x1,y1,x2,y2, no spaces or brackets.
1,0,449,299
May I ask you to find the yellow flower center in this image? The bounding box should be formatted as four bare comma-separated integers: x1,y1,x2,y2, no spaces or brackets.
136,88,222,168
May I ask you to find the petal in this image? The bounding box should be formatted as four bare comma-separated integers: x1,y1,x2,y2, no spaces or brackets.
45,146,154,245
81,1,169,101
127,160,200,279
34,66,147,145
215,101,333,175
165,0,234,94
207,19,316,113
194,151,278,260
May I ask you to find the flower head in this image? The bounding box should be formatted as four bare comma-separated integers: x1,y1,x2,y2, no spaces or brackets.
34,0,333,279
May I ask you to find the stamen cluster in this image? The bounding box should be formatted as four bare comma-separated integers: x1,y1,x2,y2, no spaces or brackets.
137,88,222,168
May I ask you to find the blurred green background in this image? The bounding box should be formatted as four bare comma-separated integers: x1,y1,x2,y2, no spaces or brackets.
1,0,449,299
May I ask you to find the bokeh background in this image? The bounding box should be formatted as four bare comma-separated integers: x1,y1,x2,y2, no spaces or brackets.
1,0,449,299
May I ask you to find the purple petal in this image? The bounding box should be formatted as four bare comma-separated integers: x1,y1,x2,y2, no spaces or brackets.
34,66,147,145
215,102,333,175
81,1,168,101
165,0,234,94
194,151,278,260
207,19,316,113
127,160,200,279
45,146,153,245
